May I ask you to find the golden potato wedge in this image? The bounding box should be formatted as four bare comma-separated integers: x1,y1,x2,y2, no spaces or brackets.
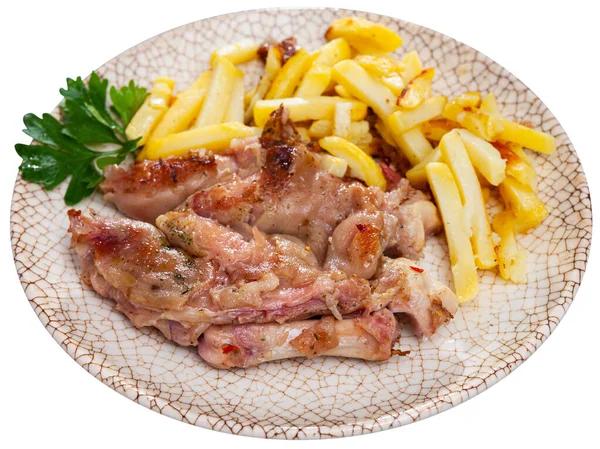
332,59,398,118
397,68,434,110
493,141,537,190
210,39,259,66
440,131,497,269
426,162,479,302
325,16,403,54
498,119,556,154
194,58,239,127
319,136,386,190
421,118,460,142
295,64,332,97
144,122,261,160
313,38,352,66
456,128,506,186
126,77,174,148
380,74,405,96
405,146,441,189
400,51,423,84
253,97,367,127
386,96,447,134
498,175,548,232
492,211,528,283
354,54,403,78
457,110,504,141
443,91,482,121
265,48,313,99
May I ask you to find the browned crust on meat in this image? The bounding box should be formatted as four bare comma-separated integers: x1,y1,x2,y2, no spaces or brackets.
289,316,339,358
353,223,382,263
429,297,453,330
101,152,216,194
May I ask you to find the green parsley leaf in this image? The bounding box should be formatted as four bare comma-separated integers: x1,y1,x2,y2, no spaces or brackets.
14,72,146,205
110,80,148,127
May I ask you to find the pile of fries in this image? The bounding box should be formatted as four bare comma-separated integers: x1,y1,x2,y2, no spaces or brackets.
126,16,556,303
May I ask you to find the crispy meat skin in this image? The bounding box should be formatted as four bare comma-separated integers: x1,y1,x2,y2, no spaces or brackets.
183,107,441,265
198,309,400,368
101,139,264,223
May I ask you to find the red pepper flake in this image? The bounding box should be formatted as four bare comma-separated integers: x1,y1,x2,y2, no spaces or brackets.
222,344,239,355
410,265,424,273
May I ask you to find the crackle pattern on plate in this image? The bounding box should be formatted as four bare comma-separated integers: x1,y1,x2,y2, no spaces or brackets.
10,8,592,439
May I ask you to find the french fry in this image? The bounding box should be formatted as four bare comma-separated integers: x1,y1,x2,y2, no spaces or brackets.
210,39,259,66
319,136,386,190
333,102,353,138
144,122,261,160
380,74,405,96
145,71,211,147
443,91,482,121
194,57,239,127
313,38,352,66
498,119,556,154
244,46,282,124
456,128,506,186
386,96,447,134
253,97,367,127
405,146,441,189
348,121,373,150
492,211,527,284
456,110,504,141
295,126,311,142
308,119,332,139
223,69,245,123
374,118,397,147
397,68,434,110
314,152,348,177
401,51,423,84
295,64,332,97
331,59,397,118
325,16,403,54
421,118,460,142
440,131,497,269
389,127,433,165
126,77,175,147
334,84,352,98
480,92,501,118
494,141,537,190
354,54,403,78
244,87,256,109
265,48,313,99
498,176,548,232
426,162,479,302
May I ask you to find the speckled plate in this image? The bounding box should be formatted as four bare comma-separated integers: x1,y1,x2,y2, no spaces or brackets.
10,7,592,439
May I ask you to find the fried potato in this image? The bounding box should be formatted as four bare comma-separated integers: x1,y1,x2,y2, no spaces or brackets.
295,126,311,142
440,131,497,269
397,68,434,110
386,96,447,134
374,118,397,147
389,127,434,165
314,152,348,177
313,37,352,66
498,176,548,232
126,77,175,147
443,91,482,121
319,136,386,190
244,46,282,123
426,162,479,302
194,58,239,127
333,102,353,138
498,119,556,154
308,119,332,139
354,54,403,78
480,92,501,118
492,211,528,283
493,141,536,190
456,128,506,186
325,16,403,54
348,121,373,150
265,48,313,99
145,71,211,146
405,146,441,189
210,39,259,66
244,87,256,109
457,110,504,141
380,74,405,96
334,84,352,98
253,97,368,127
295,64,332,97
421,118,460,142
144,122,261,160
400,51,423,84
223,69,245,123
332,59,397,118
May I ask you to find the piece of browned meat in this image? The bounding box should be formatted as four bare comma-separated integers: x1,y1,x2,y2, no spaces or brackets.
68,210,377,345
372,257,459,337
101,138,264,222
198,309,400,368
182,107,441,268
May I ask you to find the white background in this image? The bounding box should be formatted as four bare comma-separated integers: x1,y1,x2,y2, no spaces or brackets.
1,0,597,447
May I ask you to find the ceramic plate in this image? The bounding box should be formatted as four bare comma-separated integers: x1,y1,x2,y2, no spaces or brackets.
10,7,592,439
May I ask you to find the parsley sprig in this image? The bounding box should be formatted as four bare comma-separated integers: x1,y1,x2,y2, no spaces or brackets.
15,72,147,205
